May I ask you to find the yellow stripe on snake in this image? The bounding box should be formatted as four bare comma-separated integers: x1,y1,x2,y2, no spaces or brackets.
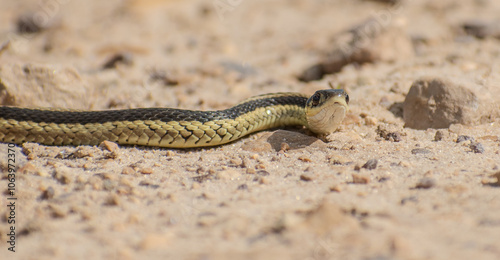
0,89,349,148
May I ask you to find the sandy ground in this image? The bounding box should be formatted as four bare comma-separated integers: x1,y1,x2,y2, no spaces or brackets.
1,0,500,259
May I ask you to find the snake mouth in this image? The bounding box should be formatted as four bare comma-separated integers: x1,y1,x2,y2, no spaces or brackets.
305,89,349,135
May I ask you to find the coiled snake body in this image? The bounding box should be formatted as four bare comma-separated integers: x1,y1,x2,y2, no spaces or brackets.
0,89,349,148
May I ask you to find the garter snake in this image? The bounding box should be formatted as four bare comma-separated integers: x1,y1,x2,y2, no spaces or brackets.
0,89,349,148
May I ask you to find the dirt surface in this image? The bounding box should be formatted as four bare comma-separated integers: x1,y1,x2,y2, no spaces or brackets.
1,0,500,259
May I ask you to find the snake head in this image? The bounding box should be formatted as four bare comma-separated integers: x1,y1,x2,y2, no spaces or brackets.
305,89,349,136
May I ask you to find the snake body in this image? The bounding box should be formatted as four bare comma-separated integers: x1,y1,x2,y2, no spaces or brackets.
0,89,348,148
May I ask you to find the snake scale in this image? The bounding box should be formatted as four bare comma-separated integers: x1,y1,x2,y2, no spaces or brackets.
0,89,349,148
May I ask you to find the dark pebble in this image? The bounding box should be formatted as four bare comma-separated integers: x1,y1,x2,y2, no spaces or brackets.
102,53,133,69
237,184,248,190
138,180,160,189
456,135,474,143
411,148,431,155
149,69,179,86
386,132,402,142
415,178,436,189
434,130,445,141
362,159,378,170
400,196,418,205
469,142,485,154
462,20,496,39
256,170,270,176
300,174,314,181
40,187,55,200
298,64,325,82
17,13,46,34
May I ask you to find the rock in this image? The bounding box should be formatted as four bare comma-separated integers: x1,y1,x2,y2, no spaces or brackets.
267,130,326,151
300,174,314,182
16,12,53,34
242,130,326,152
352,173,370,184
456,135,474,143
240,136,273,153
362,159,378,170
0,63,92,108
139,168,154,174
411,148,431,155
299,17,413,81
469,142,485,154
489,172,500,186
53,167,72,185
415,178,436,189
99,141,119,152
72,147,95,158
101,53,134,69
40,187,55,200
403,77,492,129
434,130,446,141
376,124,403,142
462,20,500,39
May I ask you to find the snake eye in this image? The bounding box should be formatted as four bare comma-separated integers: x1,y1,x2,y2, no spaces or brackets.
345,94,349,104
311,93,321,107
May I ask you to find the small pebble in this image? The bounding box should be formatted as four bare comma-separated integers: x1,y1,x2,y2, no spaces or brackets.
99,141,119,152
40,187,55,200
376,124,403,142
237,184,248,190
103,179,116,191
352,173,370,184
456,135,474,143
400,196,418,205
364,116,378,126
256,170,270,176
138,181,160,189
246,168,256,174
300,174,314,181
140,168,154,174
415,177,436,189
386,132,402,142
258,177,270,184
102,52,133,69
104,194,121,206
54,168,72,184
329,185,342,192
229,158,243,167
255,163,266,169
72,147,94,158
434,130,445,141
298,156,312,162
49,204,67,218
469,142,485,154
411,148,431,155
17,13,47,34
486,172,500,186
121,167,135,175
280,143,290,152
149,69,179,86
362,159,378,170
